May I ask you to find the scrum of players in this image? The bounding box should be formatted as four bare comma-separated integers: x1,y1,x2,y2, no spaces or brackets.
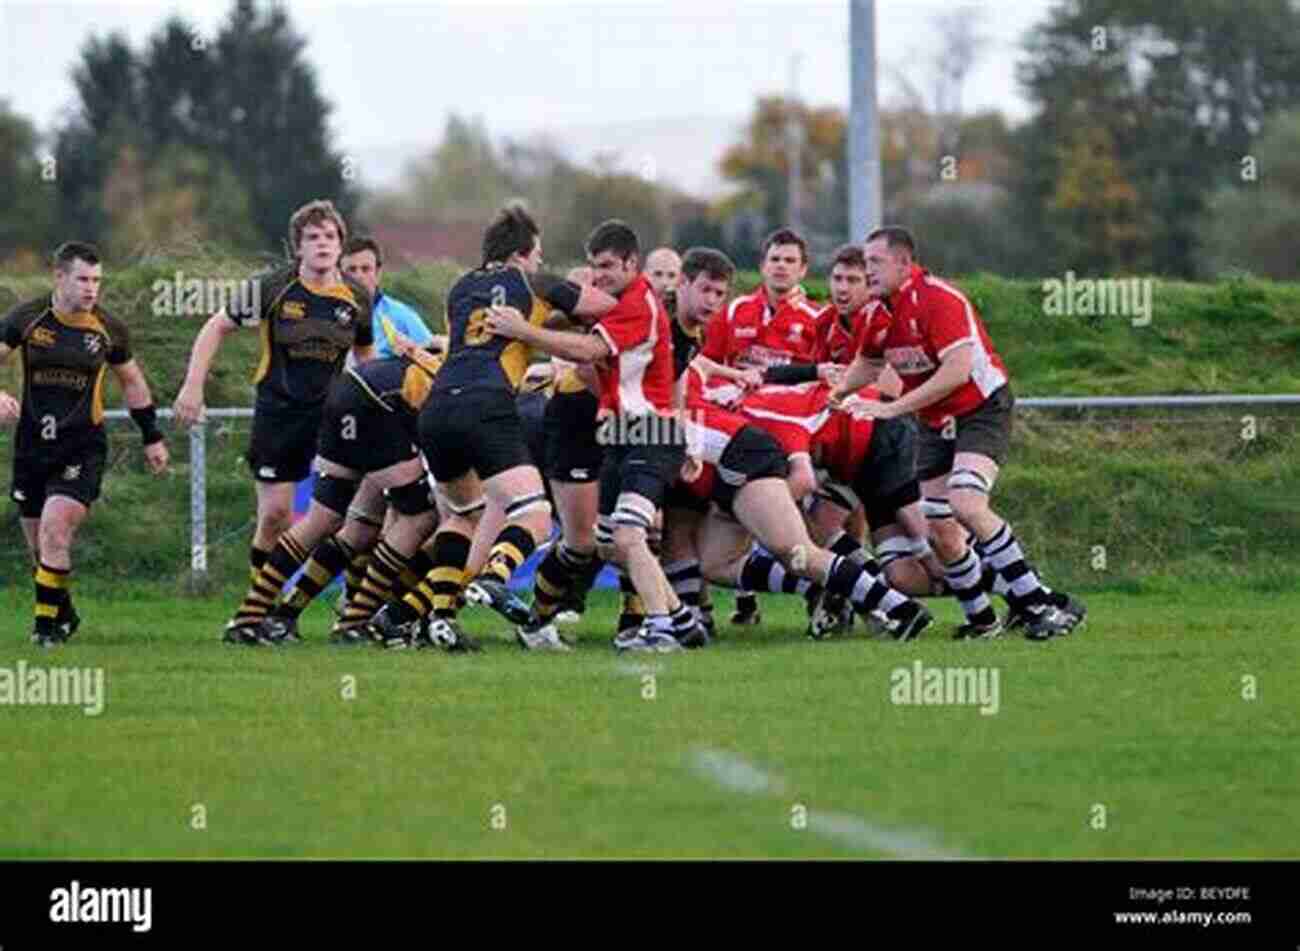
3,197,1085,651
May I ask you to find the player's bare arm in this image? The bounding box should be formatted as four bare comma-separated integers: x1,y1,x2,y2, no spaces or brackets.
172,308,243,427
853,343,974,420
0,342,18,423
484,305,612,364
830,350,885,403
690,354,762,389
112,358,170,474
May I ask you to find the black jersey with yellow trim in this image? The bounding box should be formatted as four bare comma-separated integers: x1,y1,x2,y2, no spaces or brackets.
0,295,131,451
671,315,705,381
345,349,444,431
226,263,374,413
433,264,581,394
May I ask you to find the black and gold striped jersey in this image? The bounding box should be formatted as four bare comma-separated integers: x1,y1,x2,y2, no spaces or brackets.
226,264,374,413
433,263,581,394
0,295,131,451
345,349,444,432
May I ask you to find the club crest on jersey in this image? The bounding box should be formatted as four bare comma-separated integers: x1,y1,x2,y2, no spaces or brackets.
83,334,102,355
30,327,56,348
334,306,354,327
281,301,306,320
63,464,82,481
787,324,804,342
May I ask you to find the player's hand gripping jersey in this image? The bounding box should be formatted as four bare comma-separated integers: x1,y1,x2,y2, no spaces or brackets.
858,265,1008,429
433,264,581,395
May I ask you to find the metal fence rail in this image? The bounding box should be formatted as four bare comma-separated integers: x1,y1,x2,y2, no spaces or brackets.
102,394,1300,581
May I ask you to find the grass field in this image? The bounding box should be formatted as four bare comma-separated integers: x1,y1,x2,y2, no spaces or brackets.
2,584,1296,860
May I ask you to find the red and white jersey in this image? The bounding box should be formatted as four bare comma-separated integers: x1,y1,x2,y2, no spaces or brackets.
810,390,882,485
736,381,833,458
683,365,751,464
816,300,879,366
858,265,1008,429
701,286,825,372
592,274,676,417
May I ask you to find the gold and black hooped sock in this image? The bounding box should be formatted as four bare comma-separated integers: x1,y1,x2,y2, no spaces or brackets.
33,562,69,637
249,546,269,586
232,535,309,627
403,530,472,620
394,547,436,601
479,525,536,586
276,535,355,621
532,543,591,623
347,540,410,621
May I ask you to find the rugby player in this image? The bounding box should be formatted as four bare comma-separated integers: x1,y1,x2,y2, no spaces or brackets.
644,247,682,317
695,227,829,625
237,336,445,647
0,242,169,646
365,203,616,651
484,220,706,653
678,382,933,641
172,200,375,644
831,226,1084,640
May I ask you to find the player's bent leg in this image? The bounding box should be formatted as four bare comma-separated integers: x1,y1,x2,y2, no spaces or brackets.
32,495,88,647
332,460,436,643
464,465,551,627
873,526,936,597
368,472,484,652
229,464,360,645
732,480,930,642
249,480,296,590
949,452,1082,639
661,504,708,638
528,479,599,636
336,478,386,616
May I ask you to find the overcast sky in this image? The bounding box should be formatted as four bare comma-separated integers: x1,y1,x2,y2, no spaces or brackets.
1,0,1058,196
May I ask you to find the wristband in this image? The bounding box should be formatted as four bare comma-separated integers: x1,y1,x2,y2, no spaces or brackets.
130,405,165,446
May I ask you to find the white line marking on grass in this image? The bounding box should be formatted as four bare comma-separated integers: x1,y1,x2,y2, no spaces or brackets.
690,748,787,796
689,747,965,859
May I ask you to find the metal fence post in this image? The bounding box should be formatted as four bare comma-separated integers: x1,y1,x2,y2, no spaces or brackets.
189,418,208,586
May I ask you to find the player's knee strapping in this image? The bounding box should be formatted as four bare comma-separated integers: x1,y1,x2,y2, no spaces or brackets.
387,478,434,517
313,473,360,517
921,497,954,521
876,536,915,570
505,491,549,521
948,468,992,495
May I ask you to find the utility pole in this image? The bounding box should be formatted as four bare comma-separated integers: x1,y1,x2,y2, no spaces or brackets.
849,0,881,241
786,52,804,233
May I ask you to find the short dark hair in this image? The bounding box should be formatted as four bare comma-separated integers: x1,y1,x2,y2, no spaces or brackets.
483,202,540,265
342,236,383,267
681,247,736,284
830,243,867,272
52,241,100,271
760,227,808,265
586,219,640,263
865,226,917,259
